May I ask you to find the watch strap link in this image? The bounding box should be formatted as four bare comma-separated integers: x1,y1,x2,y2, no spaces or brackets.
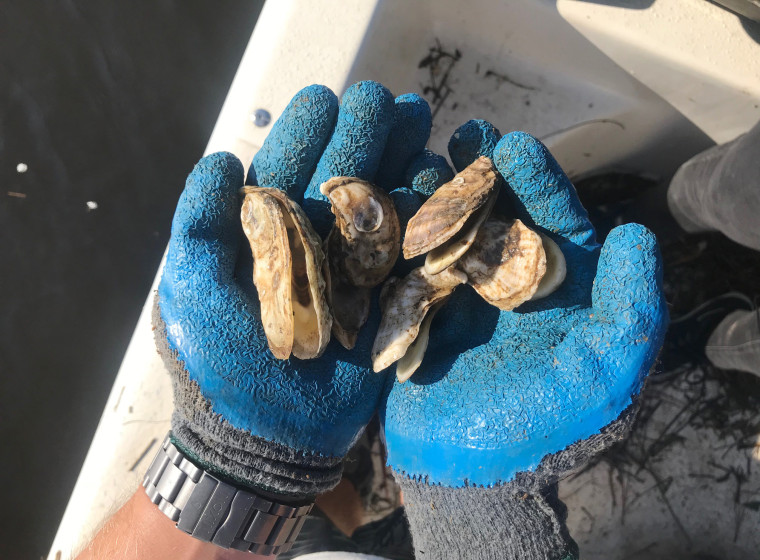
143,434,313,556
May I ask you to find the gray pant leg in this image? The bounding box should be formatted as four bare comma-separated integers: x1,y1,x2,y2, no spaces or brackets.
667,118,760,251
706,309,760,376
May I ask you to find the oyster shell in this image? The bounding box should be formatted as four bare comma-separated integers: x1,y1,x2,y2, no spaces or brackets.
458,218,550,310
425,192,496,275
321,177,401,288
395,299,447,383
403,156,499,274
321,177,401,349
323,242,371,350
241,187,332,360
532,234,566,300
372,267,467,373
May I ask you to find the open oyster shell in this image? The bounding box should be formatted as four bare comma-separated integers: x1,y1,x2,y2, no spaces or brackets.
371,266,467,374
241,187,332,360
321,177,401,349
457,218,550,310
403,156,499,274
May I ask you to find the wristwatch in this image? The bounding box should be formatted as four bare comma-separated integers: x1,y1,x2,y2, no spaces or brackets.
143,433,313,556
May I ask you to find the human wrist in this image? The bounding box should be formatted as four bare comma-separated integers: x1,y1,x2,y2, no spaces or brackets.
129,490,260,560
77,489,260,560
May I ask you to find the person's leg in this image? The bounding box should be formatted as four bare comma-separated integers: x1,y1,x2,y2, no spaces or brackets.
667,118,760,251
705,308,760,376
667,120,760,375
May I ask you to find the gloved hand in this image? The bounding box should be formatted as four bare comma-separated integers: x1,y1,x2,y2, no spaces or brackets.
153,81,433,498
383,121,669,560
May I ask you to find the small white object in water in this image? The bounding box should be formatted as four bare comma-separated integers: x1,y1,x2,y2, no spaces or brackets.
86,201,99,210
16,163,28,173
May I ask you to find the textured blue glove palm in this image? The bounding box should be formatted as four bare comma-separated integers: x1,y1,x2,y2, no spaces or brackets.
383,121,669,487
155,82,434,495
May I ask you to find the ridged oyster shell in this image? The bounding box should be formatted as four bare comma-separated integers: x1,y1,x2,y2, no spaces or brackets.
321,177,401,349
403,156,499,274
457,218,547,310
321,177,400,287
371,266,467,375
241,187,332,360
323,242,371,350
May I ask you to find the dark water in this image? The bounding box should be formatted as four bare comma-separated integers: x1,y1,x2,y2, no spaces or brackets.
0,2,262,557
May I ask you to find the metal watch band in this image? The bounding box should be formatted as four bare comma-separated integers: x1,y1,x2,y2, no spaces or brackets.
143,434,313,556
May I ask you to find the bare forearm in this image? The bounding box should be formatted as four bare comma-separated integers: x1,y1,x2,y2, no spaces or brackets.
76,489,264,560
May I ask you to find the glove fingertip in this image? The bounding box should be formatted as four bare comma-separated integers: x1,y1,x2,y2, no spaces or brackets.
376,93,433,192
393,93,432,139
165,152,244,285
493,132,596,247
177,151,244,240
304,81,395,203
447,119,501,171
192,150,245,181
493,131,559,182
403,149,454,198
341,80,395,120
249,84,339,198
593,223,667,329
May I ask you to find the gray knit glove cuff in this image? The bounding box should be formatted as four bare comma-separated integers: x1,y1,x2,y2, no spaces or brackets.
396,478,578,560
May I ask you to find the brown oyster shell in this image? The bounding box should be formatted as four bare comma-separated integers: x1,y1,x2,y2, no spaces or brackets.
321,177,400,349
371,266,467,373
321,177,401,288
457,218,547,311
402,156,499,269
241,187,332,360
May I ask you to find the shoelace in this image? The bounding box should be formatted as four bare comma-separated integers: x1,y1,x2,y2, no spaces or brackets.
670,292,754,326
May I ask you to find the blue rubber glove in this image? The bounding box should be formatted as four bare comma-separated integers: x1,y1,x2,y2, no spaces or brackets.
154,81,432,497
382,121,668,559
385,121,667,485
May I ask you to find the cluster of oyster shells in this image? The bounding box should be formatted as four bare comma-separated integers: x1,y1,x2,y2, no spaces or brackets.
240,178,399,360
240,156,566,381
